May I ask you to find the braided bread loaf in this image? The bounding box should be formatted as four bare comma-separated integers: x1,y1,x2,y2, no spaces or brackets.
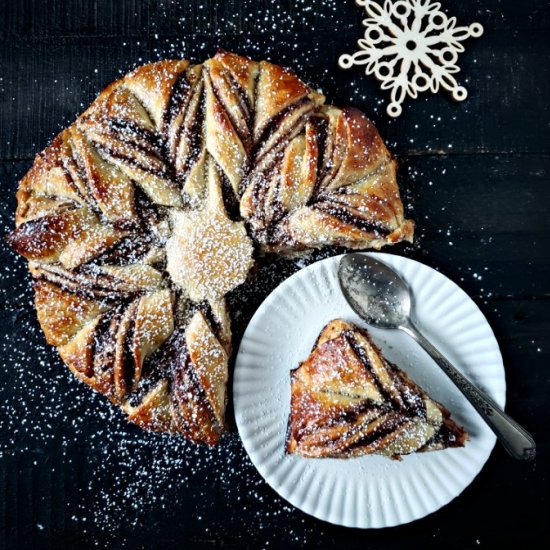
8,51,414,444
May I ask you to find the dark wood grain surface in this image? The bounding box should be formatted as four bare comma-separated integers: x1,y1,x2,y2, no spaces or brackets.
0,1,548,548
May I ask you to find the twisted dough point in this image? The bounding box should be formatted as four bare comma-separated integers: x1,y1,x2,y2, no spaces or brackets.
8,51,414,444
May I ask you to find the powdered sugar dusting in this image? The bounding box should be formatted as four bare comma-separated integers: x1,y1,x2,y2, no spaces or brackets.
0,204,329,546
0,0,410,545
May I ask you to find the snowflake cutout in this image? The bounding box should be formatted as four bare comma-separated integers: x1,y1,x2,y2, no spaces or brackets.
339,0,483,117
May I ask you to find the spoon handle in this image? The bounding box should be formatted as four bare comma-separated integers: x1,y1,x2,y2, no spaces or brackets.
400,322,536,461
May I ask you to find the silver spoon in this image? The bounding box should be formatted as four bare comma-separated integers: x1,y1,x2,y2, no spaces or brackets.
338,253,536,461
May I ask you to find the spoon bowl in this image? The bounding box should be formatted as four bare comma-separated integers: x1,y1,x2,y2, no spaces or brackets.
338,253,411,329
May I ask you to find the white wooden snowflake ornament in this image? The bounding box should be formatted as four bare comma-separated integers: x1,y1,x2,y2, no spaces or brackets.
339,0,483,117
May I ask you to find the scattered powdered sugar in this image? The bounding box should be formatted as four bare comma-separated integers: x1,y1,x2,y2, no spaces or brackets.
0,279,323,548
0,0,499,544
0,202,328,546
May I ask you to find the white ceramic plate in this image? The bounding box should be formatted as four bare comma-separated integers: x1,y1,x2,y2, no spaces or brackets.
233,253,506,528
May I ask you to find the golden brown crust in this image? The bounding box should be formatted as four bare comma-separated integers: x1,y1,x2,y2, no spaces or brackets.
254,60,322,139
8,52,414,444
34,280,107,347
286,320,467,458
123,59,190,129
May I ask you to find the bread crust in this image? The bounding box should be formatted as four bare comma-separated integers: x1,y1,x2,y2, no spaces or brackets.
8,52,414,444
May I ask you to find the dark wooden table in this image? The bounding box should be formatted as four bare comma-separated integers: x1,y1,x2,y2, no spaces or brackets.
0,1,548,548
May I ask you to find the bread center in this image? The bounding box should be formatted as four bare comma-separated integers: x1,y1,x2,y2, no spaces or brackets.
166,208,254,302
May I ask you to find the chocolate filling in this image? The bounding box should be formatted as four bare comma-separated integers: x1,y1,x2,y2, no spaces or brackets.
344,331,397,406
347,412,408,450
314,200,391,236
206,67,252,152
163,70,192,132
174,84,206,188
